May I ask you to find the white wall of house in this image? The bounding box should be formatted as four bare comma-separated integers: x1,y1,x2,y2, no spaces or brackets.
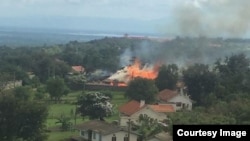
148,138,161,141
168,95,192,110
4,80,22,90
133,106,167,121
92,131,101,141
120,115,137,127
79,130,88,140
102,131,138,141
79,130,101,141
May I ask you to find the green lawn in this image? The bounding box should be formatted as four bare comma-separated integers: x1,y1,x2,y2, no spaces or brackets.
46,118,84,128
48,104,76,118
106,91,128,122
46,131,79,141
46,90,128,140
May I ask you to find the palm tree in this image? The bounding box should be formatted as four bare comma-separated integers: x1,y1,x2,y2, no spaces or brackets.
55,114,73,131
135,114,163,141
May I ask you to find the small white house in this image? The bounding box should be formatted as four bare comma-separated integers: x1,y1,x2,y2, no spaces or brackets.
4,80,22,90
74,120,140,141
157,88,192,110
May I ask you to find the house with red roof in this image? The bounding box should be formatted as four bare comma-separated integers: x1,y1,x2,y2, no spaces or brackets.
70,65,85,74
118,100,175,127
157,88,192,111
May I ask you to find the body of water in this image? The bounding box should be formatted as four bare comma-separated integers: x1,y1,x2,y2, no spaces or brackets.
0,27,163,47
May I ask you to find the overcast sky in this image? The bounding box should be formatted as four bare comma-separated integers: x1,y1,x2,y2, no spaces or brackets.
0,0,182,34
0,0,249,37
0,0,175,20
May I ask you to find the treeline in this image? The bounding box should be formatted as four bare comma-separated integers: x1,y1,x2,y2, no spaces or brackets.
164,53,250,125
1,36,250,84
0,37,155,83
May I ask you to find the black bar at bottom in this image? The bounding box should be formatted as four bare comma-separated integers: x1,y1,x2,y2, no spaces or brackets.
173,125,250,141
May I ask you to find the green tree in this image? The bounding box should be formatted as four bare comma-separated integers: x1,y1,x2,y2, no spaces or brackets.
77,92,113,121
155,64,179,91
34,85,47,100
134,114,164,141
53,60,71,78
183,64,217,106
207,94,250,124
215,53,250,96
168,108,236,125
0,95,48,141
13,86,33,101
0,72,12,95
55,114,73,131
30,76,41,88
125,77,158,104
32,52,54,83
65,74,86,90
46,77,70,102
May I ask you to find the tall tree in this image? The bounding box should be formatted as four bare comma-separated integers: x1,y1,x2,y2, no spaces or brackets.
155,64,179,91
77,92,113,121
32,52,54,83
183,64,217,106
46,77,70,102
0,95,48,141
125,77,159,104
215,53,250,96
0,72,12,95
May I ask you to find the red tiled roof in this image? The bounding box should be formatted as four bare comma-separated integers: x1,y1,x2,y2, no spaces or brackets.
149,104,175,113
72,66,84,72
118,100,144,116
157,89,178,102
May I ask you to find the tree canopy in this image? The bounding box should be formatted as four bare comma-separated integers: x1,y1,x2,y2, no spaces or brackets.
46,77,70,102
183,64,217,106
155,64,179,91
125,77,159,104
0,94,48,141
215,53,250,96
77,92,113,121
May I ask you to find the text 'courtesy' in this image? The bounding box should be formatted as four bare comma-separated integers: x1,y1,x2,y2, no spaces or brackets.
173,125,250,141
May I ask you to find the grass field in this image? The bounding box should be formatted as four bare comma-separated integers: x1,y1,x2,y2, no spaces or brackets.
46,131,78,141
46,90,128,141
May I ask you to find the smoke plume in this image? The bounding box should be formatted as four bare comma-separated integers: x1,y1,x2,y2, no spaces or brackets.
119,0,250,69
173,0,250,37
119,37,249,69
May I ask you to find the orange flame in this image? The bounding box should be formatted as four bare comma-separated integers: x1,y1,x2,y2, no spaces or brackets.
110,81,127,87
127,58,159,80
108,58,161,87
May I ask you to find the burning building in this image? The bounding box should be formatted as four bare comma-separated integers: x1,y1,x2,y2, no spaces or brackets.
104,58,161,86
